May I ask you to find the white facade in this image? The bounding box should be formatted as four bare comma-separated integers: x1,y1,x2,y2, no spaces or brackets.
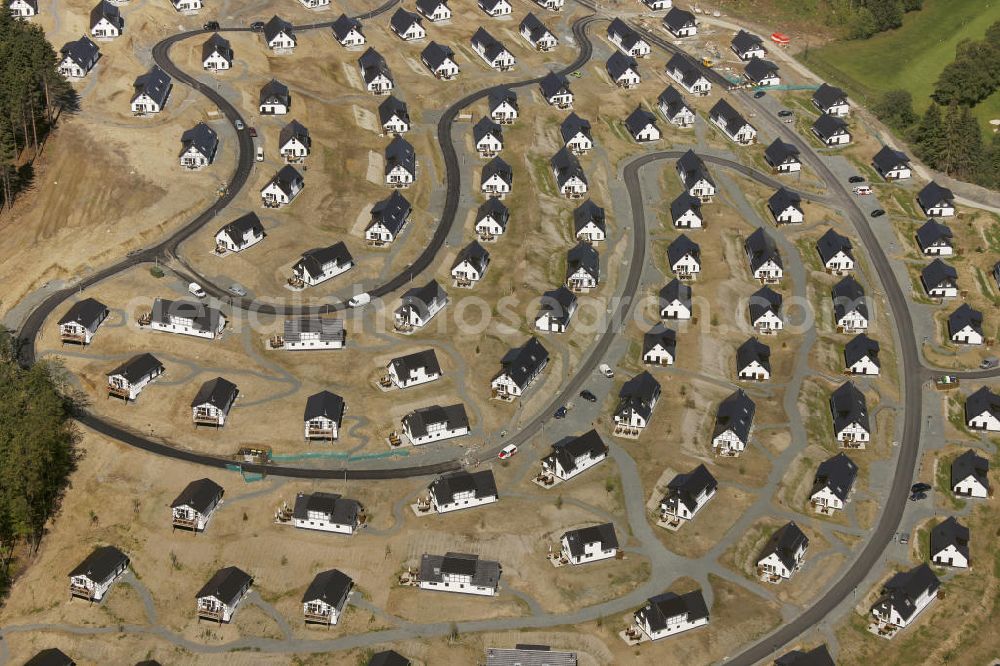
150,313,226,339
91,18,121,39
643,343,673,366
848,355,879,376
131,92,164,114
576,221,604,242
172,0,202,12
836,421,870,445
479,0,512,17
824,251,854,273
671,253,700,278
660,485,713,522
267,32,296,52
953,474,988,499
9,0,37,17
565,131,592,154
931,544,968,569
70,566,126,602
560,535,617,565
547,450,605,481
712,429,746,455
107,369,161,401
452,258,486,284
968,410,1000,432
631,122,661,142
304,414,339,439
300,0,331,7
172,502,218,532
482,174,511,197
951,325,983,345
810,485,846,511
751,260,783,283
673,208,701,229
389,363,440,389
536,0,564,8
280,137,309,161
197,592,246,623
772,205,803,225
293,510,356,534
203,51,230,71
476,133,503,157
430,487,497,514
660,299,691,320
738,360,769,381
757,546,805,580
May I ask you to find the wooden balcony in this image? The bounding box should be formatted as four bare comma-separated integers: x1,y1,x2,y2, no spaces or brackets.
69,583,95,600
193,413,223,427
197,605,225,622
172,515,198,530
107,385,131,401
304,610,332,624
306,425,336,440
60,331,88,345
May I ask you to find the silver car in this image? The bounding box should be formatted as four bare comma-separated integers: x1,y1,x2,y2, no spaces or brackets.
228,283,247,297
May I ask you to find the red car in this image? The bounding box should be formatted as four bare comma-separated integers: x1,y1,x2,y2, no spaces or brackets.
248,126,258,138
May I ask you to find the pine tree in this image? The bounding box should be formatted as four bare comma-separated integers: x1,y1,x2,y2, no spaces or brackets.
911,103,945,166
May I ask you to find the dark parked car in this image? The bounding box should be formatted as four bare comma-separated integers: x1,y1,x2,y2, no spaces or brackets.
250,21,265,32
910,482,932,494
908,492,927,502
204,21,220,31
554,406,567,419
753,90,766,99
870,209,886,218
580,390,597,402
777,110,793,117
848,175,865,183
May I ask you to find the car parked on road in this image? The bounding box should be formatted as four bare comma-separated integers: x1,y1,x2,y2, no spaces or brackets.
753,90,766,98
849,175,865,183
580,390,597,402
899,532,909,544
255,147,264,162
980,357,999,369
498,444,518,460
250,21,264,32
554,406,567,419
204,21,220,31
853,185,873,195
908,491,927,501
188,282,207,298
777,110,793,117
228,283,247,297
910,482,931,494
249,127,258,138
235,119,244,130
599,363,614,378
870,209,886,218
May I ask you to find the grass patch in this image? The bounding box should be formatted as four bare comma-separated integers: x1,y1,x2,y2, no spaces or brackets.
934,453,966,511
529,156,555,197
973,267,1000,307
946,395,969,436
983,221,1000,255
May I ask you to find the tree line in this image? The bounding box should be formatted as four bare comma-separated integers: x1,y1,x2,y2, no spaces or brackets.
810,0,923,41
0,8,76,212
873,20,1000,190
0,332,79,597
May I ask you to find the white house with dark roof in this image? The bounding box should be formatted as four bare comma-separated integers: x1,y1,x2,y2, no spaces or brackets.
831,381,870,446
670,193,703,229
535,286,578,333
179,122,218,169
930,517,969,568
658,86,695,127
810,453,857,513
379,96,410,135
662,7,696,37
520,13,558,51
429,469,498,513
359,48,394,94
633,590,710,640
366,191,411,246
172,0,202,12
150,298,226,339
69,546,129,602
920,258,958,298
395,280,448,330
660,279,692,320
606,51,641,88
385,136,416,188
58,36,100,78
812,113,851,146
744,57,780,86
948,303,983,345
736,336,770,381
642,325,676,366
539,72,573,108
816,228,854,273
870,564,939,634
387,349,441,388
489,88,518,124
552,148,588,198
561,113,593,154
812,83,849,116
474,117,504,157
676,150,715,201
90,1,123,39
535,0,564,9
731,29,765,60
951,449,990,498
202,33,232,71
130,65,172,114
709,99,757,145
106,353,163,401
171,477,224,531
478,0,512,17
452,240,490,287
259,78,290,114
660,464,716,526
641,0,672,8
872,146,911,180
573,199,605,241
749,286,782,333
303,390,344,440
261,165,303,207
764,138,801,173
417,0,451,21
561,523,618,564
917,181,955,217
711,389,755,455
403,403,469,445
745,228,783,283
476,197,509,240
607,18,650,57
492,337,548,399
292,491,361,534
9,0,38,17
565,241,599,291
541,430,608,481
832,276,869,333
298,0,330,8
471,28,515,71
191,377,238,427
844,333,880,375
291,242,355,287
768,187,803,225
280,318,345,350
915,219,953,256
279,119,311,162
757,522,808,581
196,566,252,623
613,371,661,436
263,16,296,51
418,552,500,596
966,386,1000,432
481,156,513,197
302,570,352,626
59,298,108,345
666,53,710,95
667,234,700,279
390,8,425,41
332,14,365,47
625,107,660,142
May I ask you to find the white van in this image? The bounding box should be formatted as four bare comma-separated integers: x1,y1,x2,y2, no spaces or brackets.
188,282,207,298
853,185,873,196
498,444,518,460
599,363,614,378
348,293,371,308
255,146,264,162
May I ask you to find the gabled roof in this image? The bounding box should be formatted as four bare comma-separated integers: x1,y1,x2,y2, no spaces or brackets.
59,297,107,328
69,545,128,582
830,381,869,432
171,478,224,512
731,29,764,54
385,136,415,175
709,98,751,131
195,566,252,605
498,337,548,388
639,589,709,631
482,156,513,183
567,241,599,280
259,78,290,105
61,35,100,66
551,430,607,471
90,0,122,29
180,122,217,158
811,453,857,501
416,0,448,14
832,275,868,321
560,112,592,144
537,286,578,325
764,138,800,166
25,649,74,666
202,33,232,63
775,645,835,666
606,51,638,80
667,234,700,268
265,164,303,197
400,280,447,317
815,228,853,265
474,116,503,145
302,569,353,606
917,181,955,209
844,333,879,368
379,95,409,126
283,317,343,343
748,285,781,322
744,57,778,83
371,190,412,235
389,349,442,377
736,336,770,373
359,48,392,84
331,14,363,41
930,516,969,560
419,552,499,587
263,15,294,44
660,278,691,309
191,377,238,409
768,186,802,215
670,192,702,223
488,87,517,113
520,12,554,44
563,522,618,558
303,390,345,422
368,650,411,666
132,65,172,106
477,196,509,228
539,71,571,99
921,258,958,290
874,564,940,623
872,145,910,174
744,227,782,272
713,389,756,441
607,18,643,50
811,113,848,139
295,242,354,279
663,6,696,31
643,325,676,357
617,371,661,420
480,0,508,11
422,41,456,69
947,303,983,336
624,106,657,137
390,7,422,34
293,491,359,525
453,239,490,274
552,147,587,188
664,464,716,512
279,119,310,149
915,218,952,249
665,53,705,88
657,85,690,117
404,403,468,438
951,449,990,492
966,385,1000,422
573,199,605,233
430,469,497,504
676,150,714,190
812,82,847,109
107,352,163,383
472,27,510,62
759,521,808,571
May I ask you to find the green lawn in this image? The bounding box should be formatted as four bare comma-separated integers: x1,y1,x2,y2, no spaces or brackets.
800,0,1000,132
